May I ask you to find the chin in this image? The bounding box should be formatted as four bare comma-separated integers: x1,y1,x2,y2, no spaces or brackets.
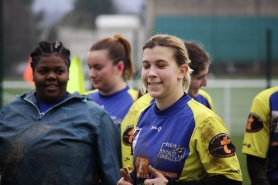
191,94,198,98
92,84,101,89
190,92,198,98
148,91,161,99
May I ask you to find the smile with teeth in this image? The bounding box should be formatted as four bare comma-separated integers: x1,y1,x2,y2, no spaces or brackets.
46,84,57,90
148,82,162,86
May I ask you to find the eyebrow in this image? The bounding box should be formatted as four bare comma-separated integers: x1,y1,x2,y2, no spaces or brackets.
195,73,207,78
142,59,167,63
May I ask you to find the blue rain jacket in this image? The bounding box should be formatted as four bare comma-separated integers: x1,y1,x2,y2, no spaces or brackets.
0,90,121,185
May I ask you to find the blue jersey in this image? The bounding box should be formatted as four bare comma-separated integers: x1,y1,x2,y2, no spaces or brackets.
132,94,242,184
87,86,138,128
121,91,214,170
242,86,278,181
195,89,214,111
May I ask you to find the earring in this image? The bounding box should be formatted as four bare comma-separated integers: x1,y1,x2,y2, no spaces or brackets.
118,64,124,71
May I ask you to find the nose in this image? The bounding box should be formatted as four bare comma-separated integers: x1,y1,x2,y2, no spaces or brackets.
147,66,157,78
46,72,57,80
88,68,96,79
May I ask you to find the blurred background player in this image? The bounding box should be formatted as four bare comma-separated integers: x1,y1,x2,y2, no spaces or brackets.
86,34,138,128
242,86,278,185
121,41,214,169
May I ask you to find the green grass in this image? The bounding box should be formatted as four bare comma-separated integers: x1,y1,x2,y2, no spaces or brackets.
231,134,250,185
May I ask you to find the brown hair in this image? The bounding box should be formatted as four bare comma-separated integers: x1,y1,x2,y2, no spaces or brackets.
184,41,211,76
142,34,192,92
89,34,134,80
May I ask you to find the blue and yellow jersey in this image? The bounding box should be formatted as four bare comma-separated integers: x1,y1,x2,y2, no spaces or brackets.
242,86,278,181
85,86,138,128
197,89,215,112
132,94,242,184
121,90,214,169
121,93,153,169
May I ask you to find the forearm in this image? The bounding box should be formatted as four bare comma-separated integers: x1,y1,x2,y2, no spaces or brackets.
247,154,269,185
167,175,242,185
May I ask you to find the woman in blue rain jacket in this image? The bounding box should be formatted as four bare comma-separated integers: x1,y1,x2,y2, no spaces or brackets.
0,41,121,185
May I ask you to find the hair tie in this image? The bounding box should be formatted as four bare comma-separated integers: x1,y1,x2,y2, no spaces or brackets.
55,41,60,49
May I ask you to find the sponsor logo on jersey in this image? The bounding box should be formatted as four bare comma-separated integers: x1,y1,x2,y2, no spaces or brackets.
135,157,149,178
209,133,236,158
123,125,134,146
245,113,263,133
158,142,186,162
150,125,162,132
132,127,142,154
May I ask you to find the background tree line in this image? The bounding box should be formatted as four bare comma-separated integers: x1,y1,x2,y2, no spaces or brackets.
3,0,115,77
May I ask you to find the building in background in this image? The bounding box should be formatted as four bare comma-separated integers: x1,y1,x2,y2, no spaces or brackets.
144,0,278,76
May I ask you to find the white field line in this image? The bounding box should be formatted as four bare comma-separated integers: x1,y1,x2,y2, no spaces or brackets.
3,92,17,102
3,79,278,89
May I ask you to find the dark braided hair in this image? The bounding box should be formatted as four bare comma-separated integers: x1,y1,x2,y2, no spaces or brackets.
30,41,71,70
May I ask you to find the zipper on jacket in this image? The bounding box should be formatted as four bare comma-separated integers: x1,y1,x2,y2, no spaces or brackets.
23,96,82,119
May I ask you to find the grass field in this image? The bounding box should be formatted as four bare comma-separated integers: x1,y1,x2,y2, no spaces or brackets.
231,134,250,184
2,79,278,184
204,85,263,185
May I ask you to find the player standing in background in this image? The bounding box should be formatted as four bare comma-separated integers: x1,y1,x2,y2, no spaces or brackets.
121,41,215,170
86,34,138,128
185,41,214,111
242,86,278,185
118,34,242,185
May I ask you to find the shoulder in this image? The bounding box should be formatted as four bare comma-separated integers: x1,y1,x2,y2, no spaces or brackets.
255,86,278,101
131,93,153,112
83,89,99,95
199,89,210,97
0,98,21,113
197,89,215,111
127,86,139,101
188,99,219,122
249,86,278,114
2,90,35,107
198,89,212,99
69,92,102,110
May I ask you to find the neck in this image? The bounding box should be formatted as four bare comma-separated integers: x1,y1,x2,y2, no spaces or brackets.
100,80,127,96
155,90,184,110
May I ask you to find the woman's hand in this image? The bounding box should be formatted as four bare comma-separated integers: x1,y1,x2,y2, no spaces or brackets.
117,168,133,185
144,165,169,185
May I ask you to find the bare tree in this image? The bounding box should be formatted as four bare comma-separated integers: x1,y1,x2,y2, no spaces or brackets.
3,0,38,77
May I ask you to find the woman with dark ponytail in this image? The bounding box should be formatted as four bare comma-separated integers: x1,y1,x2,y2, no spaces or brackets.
86,34,138,129
0,41,121,185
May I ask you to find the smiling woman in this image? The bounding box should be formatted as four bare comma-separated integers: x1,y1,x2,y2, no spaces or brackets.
30,41,71,104
0,41,121,184
118,34,243,185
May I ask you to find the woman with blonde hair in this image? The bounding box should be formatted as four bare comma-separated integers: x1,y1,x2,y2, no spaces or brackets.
118,34,242,185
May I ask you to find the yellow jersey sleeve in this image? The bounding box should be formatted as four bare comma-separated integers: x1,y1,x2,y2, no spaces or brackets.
121,93,153,170
242,87,278,158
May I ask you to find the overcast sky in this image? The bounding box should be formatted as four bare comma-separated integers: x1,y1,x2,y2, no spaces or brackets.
32,0,145,25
